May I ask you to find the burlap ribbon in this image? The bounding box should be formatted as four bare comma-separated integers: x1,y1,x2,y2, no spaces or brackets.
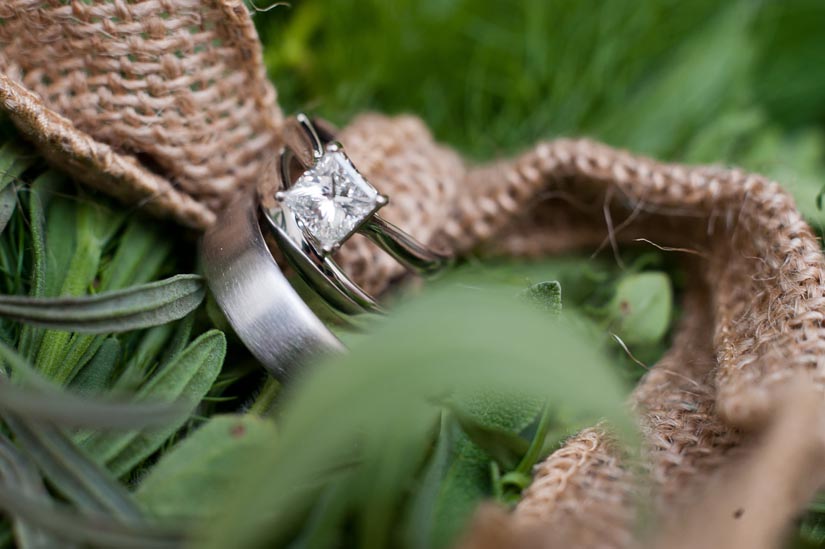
2,2,825,547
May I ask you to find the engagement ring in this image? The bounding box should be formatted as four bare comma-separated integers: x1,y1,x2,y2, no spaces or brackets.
201,114,451,379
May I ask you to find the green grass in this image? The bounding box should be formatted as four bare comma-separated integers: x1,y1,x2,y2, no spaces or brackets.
256,0,825,226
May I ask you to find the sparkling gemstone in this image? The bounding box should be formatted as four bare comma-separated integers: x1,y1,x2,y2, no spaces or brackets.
280,151,380,250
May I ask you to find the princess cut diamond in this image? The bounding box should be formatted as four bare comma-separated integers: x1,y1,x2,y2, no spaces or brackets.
280,151,381,251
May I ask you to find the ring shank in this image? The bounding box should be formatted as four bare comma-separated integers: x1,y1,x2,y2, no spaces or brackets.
201,190,342,380
360,215,451,276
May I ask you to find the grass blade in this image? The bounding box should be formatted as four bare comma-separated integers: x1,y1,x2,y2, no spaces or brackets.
70,337,120,395
0,433,60,548
17,173,57,363
0,275,205,333
81,331,225,476
0,341,184,430
4,414,143,521
0,142,34,235
0,483,183,549
99,218,173,292
0,185,17,237
112,323,177,392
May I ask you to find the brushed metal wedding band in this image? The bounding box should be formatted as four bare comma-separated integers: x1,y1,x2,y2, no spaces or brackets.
201,190,342,380
201,115,451,379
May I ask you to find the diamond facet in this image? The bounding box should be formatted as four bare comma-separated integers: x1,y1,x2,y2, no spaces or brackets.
280,151,380,250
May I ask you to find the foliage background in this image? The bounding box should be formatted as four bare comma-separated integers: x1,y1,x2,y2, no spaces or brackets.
0,0,824,548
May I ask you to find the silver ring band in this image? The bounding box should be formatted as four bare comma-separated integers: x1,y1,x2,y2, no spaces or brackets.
200,189,342,381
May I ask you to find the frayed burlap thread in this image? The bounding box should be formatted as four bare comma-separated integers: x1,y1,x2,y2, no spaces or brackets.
0,0,282,226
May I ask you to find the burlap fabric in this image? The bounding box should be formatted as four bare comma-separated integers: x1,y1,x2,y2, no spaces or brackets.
0,0,281,228
2,2,825,547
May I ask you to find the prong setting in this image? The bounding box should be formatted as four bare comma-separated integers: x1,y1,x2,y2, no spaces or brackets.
320,242,342,256
277,148,383,254
295,113,325,160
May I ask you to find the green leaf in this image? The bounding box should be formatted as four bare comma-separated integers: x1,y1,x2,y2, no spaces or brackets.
443,400,531,470
429,392,541,547
34,195,124,382
99,217,173,292
428,426,491,548
519,281,562,315
607,272,673,346
3,414,143,521
0,482,183,549
0,342,183,433
70,337,120,394
52,332,106,387
289,478,354,549
0,377,183,431
17,173,56,363
353,411,436,548
0,186,17,238
80,330,226,476
113,323,178,392
0,274,205,333
157,313,195,371
402,412,455,549
136,415,277,518
0,433,58,548
513,404,554,478
200,282,632,548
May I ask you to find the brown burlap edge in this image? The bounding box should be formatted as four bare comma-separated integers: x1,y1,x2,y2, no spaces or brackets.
0,73,214,228
0,0,283,226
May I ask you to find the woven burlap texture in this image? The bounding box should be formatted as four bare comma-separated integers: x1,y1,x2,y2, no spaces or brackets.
0,0,282,228
2,2,825,548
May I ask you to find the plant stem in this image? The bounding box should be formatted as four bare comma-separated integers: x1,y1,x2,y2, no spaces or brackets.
490,461,503,501
249,377,280,416
515,403,553,476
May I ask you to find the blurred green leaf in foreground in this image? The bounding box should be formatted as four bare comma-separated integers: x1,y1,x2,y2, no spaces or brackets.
201,278,635,548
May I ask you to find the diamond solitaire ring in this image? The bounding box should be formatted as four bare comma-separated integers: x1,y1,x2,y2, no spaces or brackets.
260,114,451,316
200,114,451,380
